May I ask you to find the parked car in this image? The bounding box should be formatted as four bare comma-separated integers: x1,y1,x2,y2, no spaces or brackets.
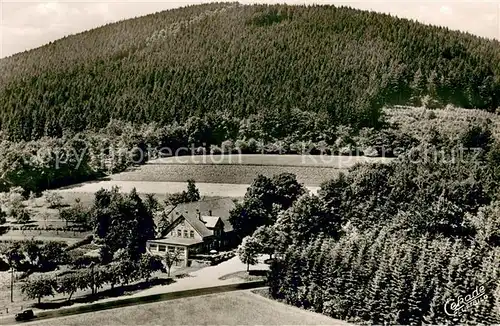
15,309,34,322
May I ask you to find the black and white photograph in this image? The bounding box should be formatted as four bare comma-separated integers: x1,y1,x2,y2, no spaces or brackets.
0,0,500,324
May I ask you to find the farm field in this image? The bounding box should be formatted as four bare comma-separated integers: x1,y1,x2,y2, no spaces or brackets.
117,154,391,185
110,164,344,185
147,154,393,168
26,290,348,326
47,154,388,205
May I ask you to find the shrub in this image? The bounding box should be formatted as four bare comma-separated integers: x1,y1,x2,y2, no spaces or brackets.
65,234,93,251
355,127,376,148
421,94,442,109
210,144,222,154
257,141,267,154
194,146,206,155
12,207,30,224
334,125,355,148
302,141,319,155
247,138,258,153
425,110,437,120
43,191,63,208
339,146,353,156
0,225,9,235
0,258,9,271
289,141,305,154
264,142,285,154
221,140,234,153
0,209,6,225
363,146,379,157
71,255,100,269
234,139,248,153
460,124,492,150
316,140,330,155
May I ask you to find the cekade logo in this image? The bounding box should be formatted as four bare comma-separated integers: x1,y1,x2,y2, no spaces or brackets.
444,285,488,316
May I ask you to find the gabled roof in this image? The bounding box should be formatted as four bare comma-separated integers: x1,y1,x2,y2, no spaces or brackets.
185,215,214,238
221,217,233,233
164,215,213,238
163,197,236,220
160,197,237,233
202,216,221,229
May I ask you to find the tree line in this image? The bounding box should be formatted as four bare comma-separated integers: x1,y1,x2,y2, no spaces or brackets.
20,252,164,304
0,111,418,195
0,106,489,200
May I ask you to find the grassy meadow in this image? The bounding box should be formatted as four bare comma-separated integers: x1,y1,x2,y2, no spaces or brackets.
26,291,346,326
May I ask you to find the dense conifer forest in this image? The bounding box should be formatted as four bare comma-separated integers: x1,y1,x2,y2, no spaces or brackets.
233,109,500,323
260,143,500,323
1,3,500,141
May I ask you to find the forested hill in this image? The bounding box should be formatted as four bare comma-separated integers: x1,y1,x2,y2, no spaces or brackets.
1,2,500,141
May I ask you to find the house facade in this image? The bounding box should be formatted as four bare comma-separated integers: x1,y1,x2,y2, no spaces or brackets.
146,198,237,267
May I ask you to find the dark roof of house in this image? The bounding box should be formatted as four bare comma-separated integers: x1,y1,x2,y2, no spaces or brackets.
160,198,237,234
149,238,204,246
165,197,236,219
185,215,214,238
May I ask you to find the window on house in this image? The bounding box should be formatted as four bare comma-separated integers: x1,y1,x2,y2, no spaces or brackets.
184,230,188,238
158,245,166,252
177,229,181,237
149,244,157,251
190,231,194,238
168,246,175,252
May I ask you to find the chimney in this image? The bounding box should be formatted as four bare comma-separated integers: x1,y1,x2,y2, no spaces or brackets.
197,209,203,222
209,210,212,216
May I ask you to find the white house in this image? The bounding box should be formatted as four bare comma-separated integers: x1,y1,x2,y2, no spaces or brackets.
146,198,237,267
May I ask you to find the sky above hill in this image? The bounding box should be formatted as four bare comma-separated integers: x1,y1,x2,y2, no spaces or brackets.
0,0,499,58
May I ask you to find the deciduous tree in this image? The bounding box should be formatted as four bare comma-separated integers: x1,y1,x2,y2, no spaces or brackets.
43,191,63,209
237,236,260,272
163,250,180,277
21,277,57,304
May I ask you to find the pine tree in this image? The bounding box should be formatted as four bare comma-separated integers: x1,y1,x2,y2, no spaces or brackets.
409,68,426,106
